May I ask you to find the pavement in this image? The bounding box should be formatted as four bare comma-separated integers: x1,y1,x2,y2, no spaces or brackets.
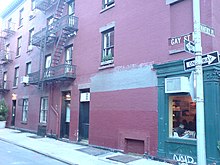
0,128,172,165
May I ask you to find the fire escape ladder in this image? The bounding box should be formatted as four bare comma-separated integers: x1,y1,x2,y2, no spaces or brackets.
54,0,66,19
51,30,68,67
0,64,3,90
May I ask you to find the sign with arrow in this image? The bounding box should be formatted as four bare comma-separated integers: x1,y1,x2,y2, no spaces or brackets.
184,51,219,70
184,39,195,54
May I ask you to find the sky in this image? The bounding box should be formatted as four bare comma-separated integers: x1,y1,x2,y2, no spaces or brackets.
0,0,14,13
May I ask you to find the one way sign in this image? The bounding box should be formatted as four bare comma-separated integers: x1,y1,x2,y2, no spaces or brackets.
184,39,195,54
184,51,219,70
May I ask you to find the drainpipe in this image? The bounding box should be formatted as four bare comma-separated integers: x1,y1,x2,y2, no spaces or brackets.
193,0,206,164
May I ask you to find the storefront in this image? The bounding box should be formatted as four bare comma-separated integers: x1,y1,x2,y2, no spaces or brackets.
154,60,220,164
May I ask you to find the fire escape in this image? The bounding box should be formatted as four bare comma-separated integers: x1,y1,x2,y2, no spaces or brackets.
0,22,15,93
30,0,78,87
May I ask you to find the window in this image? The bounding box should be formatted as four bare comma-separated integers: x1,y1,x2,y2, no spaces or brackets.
13,67,19,87
101,28,114,64
65,46,73,64
22,99,28,122
68,0,75,15
65,46,73,73
8,18,12,30
169,95,196,139
28,28,34,46
31,0,35,10
17,36,22,57
5,44,10,60
102,0,115,8
3,72,7,89
44,55,51,77
40,97,48,123
26,62,31,76
47,16,54,31
19,8,24,26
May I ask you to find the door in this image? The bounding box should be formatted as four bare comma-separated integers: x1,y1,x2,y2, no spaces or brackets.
79,91,90,141
60,92,71,139
11,100,16,126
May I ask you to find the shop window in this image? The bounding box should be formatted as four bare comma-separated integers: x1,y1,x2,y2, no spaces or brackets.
169,95,196,139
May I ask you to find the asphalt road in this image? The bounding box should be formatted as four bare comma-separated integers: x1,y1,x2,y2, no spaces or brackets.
0,140,68,165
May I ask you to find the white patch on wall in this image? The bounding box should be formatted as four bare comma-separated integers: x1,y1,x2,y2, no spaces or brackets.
91,63,157,92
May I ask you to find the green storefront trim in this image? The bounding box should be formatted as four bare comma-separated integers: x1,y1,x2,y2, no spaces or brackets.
154,60,220,164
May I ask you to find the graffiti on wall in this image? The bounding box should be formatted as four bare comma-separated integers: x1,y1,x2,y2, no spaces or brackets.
173,154,197,165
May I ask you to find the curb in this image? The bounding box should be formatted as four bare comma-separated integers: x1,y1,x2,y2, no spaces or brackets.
0,137,76,165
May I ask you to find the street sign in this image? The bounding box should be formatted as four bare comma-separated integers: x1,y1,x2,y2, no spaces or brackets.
200,24,215,37
184,51,219,70
184,39,195,54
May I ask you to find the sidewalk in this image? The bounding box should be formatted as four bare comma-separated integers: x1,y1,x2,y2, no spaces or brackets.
0,128,172,165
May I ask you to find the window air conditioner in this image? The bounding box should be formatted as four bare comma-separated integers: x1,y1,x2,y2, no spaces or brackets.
165,77,189,93
20,76,29,84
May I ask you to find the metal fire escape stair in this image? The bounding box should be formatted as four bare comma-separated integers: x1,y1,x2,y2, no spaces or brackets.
51,30,68,66
50,0,67,67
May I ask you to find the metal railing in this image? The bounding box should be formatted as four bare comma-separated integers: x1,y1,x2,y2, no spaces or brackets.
35,0,57,12
43,64,76,81
47,14,79,35
28,71,40,84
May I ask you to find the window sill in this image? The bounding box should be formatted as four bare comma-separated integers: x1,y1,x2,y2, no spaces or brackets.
15,55,21,59
21,121,27,125
18,25,23,29
12,86,18,89
100,59,114,66
99,63,114,70
29,15,36,21
100,3,115,13
166,137,196,145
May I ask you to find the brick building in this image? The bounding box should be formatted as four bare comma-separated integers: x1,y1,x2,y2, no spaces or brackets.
0,0,220,164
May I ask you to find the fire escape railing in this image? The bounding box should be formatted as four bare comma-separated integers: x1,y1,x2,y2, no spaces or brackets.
43,64,76,81
35,0,58,12
28,71,40,85
3,22,16,38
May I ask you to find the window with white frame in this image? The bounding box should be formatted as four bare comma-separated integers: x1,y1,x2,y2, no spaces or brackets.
40,97,48,124
44,55,51,77
17,36,22,57
102,0,115,9
169,95,196,139
19,8,24,26
101,28,114,64
13,67,19,87
22,99,28,122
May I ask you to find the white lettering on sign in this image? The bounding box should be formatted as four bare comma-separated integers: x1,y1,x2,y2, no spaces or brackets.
200,24,215,37
173,154,196,165
168,33,192,46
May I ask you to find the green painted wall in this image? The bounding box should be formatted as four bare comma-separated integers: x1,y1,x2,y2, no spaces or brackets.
154,60,220,164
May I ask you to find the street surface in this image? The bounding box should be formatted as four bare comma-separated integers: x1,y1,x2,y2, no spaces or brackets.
0,140,67,165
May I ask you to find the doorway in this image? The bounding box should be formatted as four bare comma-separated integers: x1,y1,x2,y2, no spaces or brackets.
60,92,71,139
79,90,90,141
11,100,16,126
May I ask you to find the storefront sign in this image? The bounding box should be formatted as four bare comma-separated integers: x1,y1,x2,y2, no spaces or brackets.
168,33,193,46
173,154,196,165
